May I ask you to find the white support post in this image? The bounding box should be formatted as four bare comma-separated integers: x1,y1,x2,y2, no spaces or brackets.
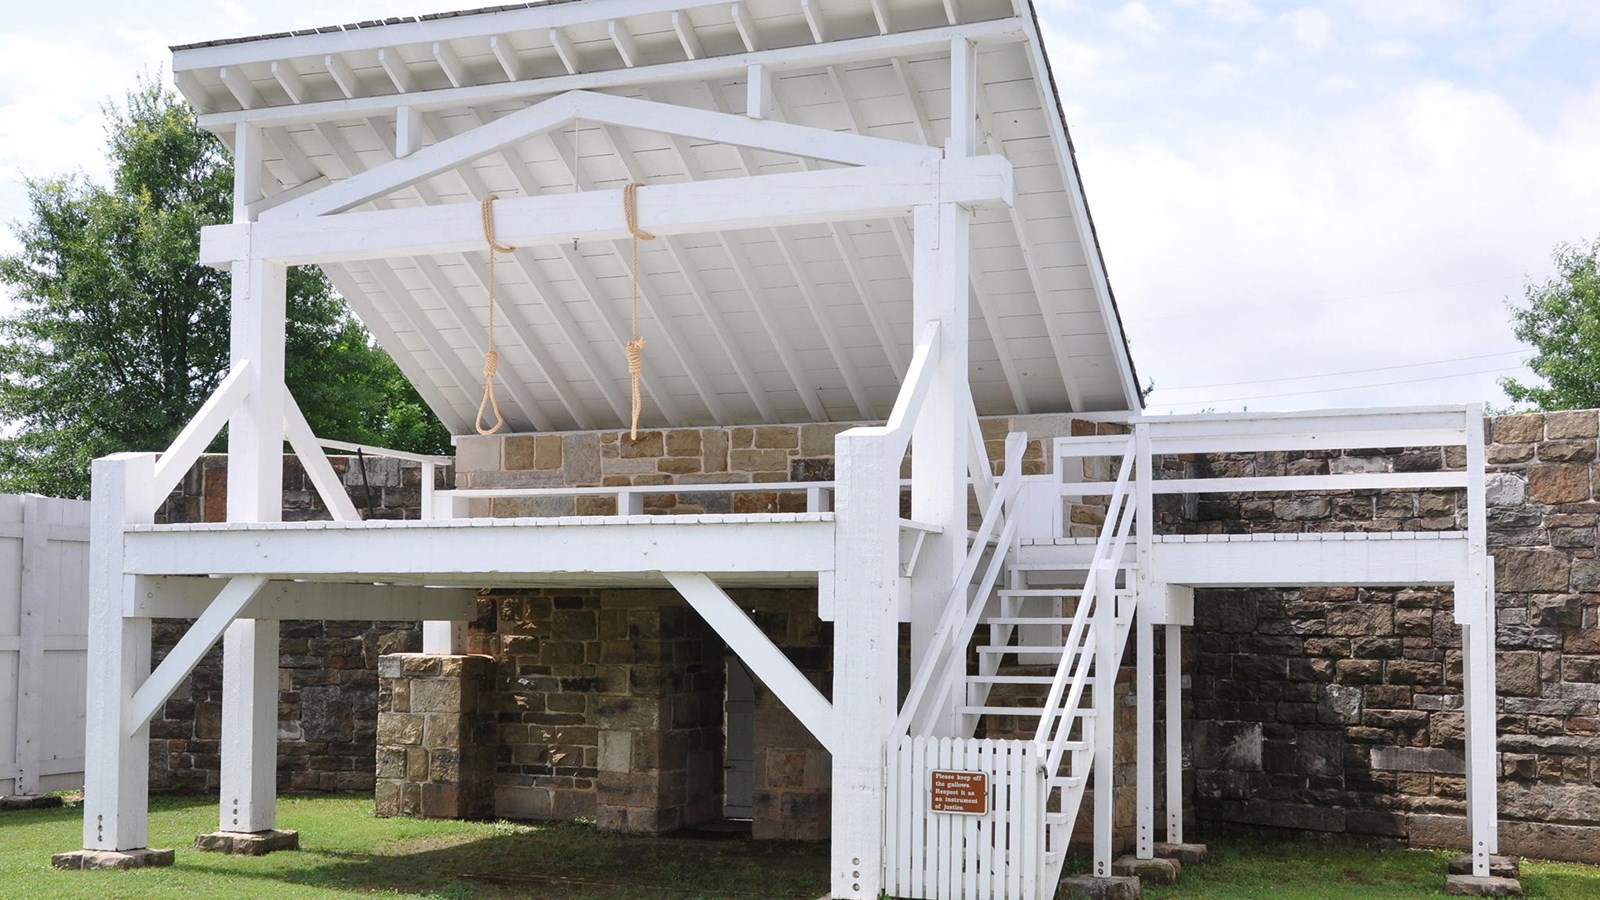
1460,405,1496,877
13,496,46,796
906,201,970,736
232,124,263,220
82,453,155,851
1165,623,1183,845
745,64,774,118
947,37,976,158
1092,562,1116,878
831,430,900,900
220,236,287,836
422,621,468,655
1135,423,1155,858
1136,613,1154,859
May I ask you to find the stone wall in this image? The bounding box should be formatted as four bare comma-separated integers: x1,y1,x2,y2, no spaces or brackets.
1178,410,1600,862
147,453,447,792
375,654,496,819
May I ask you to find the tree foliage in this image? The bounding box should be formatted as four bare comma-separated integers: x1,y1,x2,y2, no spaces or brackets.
1502,236,1600,411
0,77,449,497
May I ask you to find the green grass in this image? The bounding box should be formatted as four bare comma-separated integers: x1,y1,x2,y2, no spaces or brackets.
1136,839,1600,899
8,796,1600,898
0,794,828,899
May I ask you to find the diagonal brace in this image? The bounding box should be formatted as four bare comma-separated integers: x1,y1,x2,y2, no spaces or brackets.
665,571,834,753
127,575,268,733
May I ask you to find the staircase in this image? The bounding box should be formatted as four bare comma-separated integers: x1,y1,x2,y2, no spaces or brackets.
886,432,1141,898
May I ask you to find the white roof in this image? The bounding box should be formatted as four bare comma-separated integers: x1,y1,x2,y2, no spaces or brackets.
172,0,1141,434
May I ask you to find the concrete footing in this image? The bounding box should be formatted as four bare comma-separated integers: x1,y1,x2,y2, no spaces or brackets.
1445,874,1524,896
51,848,175,870
1448,854,1521,879
1153,842,1207,866
1057,874,1141,899
1112,855,1181,885
0,794,64,811
194,829,300,855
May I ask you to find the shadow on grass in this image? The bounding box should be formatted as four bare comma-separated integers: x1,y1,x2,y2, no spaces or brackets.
178,822,829,900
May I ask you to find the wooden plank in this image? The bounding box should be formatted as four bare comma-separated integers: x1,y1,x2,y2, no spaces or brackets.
128,577,477,621
664,573,834,752
202,156,1015,266
127,576,268,731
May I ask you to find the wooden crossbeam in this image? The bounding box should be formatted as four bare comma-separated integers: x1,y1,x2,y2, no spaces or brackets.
203,156,1013,266
128,577,477,621
127,576,268,731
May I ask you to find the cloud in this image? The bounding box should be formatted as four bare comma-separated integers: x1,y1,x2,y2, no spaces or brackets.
1108,1,1167,44
1074,79,1600,411
1280,8,1334,53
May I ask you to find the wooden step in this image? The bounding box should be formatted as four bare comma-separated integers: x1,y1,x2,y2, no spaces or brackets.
959,705,1098,717
965,674,1092,685
976,644,1085,656
986,616,1081,625
997,588,1086,598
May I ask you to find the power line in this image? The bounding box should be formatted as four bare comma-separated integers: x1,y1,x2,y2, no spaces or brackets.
1155,349,1528,392
1144,272,1543,323
1156,364,1528,407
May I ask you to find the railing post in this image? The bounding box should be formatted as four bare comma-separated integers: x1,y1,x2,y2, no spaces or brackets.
421,461,435,521
1460,405,1497,877
1134,424,1155,859
831,430,899,900
1092,561,1116,878
81,453,156,851
1165,623,1184,845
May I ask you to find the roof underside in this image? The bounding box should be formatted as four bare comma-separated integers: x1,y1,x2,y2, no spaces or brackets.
172,0,1140,434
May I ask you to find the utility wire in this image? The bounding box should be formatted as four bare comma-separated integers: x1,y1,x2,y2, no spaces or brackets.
1156,349,1528,393
1156,364,1528,407
1147,273,1544,323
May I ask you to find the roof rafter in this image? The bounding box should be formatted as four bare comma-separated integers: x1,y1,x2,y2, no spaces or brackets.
879,56,1031,412
190,19,1029,130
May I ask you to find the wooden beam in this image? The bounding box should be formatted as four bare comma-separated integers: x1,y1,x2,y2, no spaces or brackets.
801,0,828,43
672,11,703,59
129,577,477,620
219,66,262,110
432,42,468,89
151,362,251,511
127,577,268,731
608,20,641,67
213,156,1013,266
325,54,363,99
193,19,1030,130
270,61,306,104
490,35,526,81
665,572,833,751
124,518,836,579
270,89,938,220
378,48,416,93
876,59,1029,411
282,393,363,521
730,2,761,51
550,28,582,74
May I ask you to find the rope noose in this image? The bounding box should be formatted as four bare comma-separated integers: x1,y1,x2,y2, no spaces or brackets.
476,195,513,435
623,182,654,439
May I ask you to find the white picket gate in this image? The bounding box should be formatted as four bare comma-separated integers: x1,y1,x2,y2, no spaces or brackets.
886,736,1047,899
0,494,91,796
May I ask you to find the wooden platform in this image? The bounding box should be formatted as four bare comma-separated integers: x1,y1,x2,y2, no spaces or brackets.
124,513,835,587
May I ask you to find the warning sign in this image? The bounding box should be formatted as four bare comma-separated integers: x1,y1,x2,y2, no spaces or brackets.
929,770,988,815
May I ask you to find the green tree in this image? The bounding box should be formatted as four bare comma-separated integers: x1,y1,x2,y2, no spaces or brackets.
0,77,448,497
1502,235,1600,411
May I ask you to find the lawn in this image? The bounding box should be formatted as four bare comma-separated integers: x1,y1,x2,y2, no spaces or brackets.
0,794,829,899
5,795,1600,898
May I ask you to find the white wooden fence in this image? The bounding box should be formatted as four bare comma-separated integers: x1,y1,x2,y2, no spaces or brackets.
0,494,90,796
887,736,1046,899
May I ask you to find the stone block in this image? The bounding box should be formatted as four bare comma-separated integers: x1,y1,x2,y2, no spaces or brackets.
1485,473,1526,508
1527,465,1589,504
193,829,299,855
1057,874,1141,899
0,794,63,811
1495,549,1569,592
1495,414,1543,444
1112,855,1179,884
1448,855,1520,879
51,848,176,870
1152,842,1206,865
1444,874,1523,896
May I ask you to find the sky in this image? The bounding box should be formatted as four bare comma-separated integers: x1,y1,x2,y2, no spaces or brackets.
1,0,1597,415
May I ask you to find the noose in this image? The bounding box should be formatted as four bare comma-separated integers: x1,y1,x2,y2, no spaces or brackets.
622,182,654,439
476,195,513,435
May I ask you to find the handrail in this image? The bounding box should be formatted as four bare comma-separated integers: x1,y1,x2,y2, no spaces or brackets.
1034,435,1136,772
895,433,1024,736
837,321,942,458
313,437,453,467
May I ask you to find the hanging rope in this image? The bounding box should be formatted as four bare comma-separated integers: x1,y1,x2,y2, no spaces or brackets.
622,181,654,439
475,195,514,435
